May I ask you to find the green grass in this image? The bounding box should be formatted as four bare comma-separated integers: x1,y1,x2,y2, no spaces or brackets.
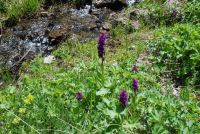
1,0,41,21
0,0,88,22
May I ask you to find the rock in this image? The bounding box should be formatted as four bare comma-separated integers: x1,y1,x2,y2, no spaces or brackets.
92,9,101,16
44,55,55,64
102,22,111,31
114,9,149,31
93,0,127,9
49,30,64,39
89,23,97,30
129,9,148,20
129,9,149,29
173,88,179,97
71,5,92,17
0,81,3,87
109,9,147,32
133,20,140,30
40,12,54,17
70,14,98,33
111,14,135,32
48,26,68,46
129,0,144,5
93,0,143,7
7,60,13,68
115,15,128,25
93,0,112,7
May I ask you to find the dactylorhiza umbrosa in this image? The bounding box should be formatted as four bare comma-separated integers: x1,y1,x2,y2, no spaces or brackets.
172,9,178,18
97,32,107,64
76,92,83,101
119,90,128,107
132,79,139,93
132,65,138,72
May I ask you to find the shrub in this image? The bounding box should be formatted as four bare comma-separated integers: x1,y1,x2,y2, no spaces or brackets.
3,0,40,19
182,0,200,23
148,24,200,86
134,1,182,28
0,0,6,13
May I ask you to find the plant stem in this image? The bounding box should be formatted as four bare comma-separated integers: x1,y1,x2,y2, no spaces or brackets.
101,59,104,86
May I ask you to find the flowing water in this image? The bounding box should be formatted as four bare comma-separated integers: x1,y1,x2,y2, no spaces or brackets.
0,5,111,67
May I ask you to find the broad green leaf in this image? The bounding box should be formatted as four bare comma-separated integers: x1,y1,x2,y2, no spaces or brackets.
96,88,110,96
105,109,118,119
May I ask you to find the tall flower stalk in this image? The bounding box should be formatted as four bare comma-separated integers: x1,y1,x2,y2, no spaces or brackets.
97,32,107,84
76,92,83,101
119,89,128,107
132,65,138,72
172,9,178,19
98,32,107,64
132,79,139,94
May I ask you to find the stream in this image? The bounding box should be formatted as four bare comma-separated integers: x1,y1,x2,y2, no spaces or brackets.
0,0,141,82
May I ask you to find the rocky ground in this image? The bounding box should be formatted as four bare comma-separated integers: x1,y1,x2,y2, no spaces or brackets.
0,0,145,81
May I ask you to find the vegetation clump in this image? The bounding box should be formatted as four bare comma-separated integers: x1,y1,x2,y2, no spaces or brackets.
149,24,200,87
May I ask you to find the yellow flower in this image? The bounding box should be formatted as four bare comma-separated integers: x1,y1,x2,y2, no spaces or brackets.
18,108,26,114
24,94,34,104
12,117,21,124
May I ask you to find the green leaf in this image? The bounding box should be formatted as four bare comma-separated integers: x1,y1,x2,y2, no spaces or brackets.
104,80,112,88
0,103,10,109
7,85,16,94
105,109,118,119
103,98,111,106
96,88,110,96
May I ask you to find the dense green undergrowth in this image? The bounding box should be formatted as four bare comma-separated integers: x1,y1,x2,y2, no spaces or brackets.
0,0,40,20
1,0,200,133
1,27,199,133
149,23,200,88
133,0,200,27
